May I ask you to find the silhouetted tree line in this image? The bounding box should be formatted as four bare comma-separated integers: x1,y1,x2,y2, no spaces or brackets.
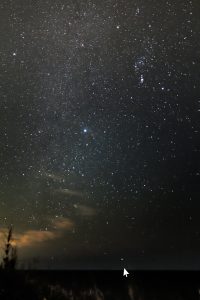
0,227,17,270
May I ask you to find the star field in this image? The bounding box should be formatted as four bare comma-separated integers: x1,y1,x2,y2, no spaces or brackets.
0,0,199,269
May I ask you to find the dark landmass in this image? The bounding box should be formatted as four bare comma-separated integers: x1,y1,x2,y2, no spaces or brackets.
0,270,200,299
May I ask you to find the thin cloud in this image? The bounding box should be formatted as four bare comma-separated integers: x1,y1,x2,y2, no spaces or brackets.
73,204,96,217
15,230,57,248
0,217,75,250
56,188,83,197
53,217,74,230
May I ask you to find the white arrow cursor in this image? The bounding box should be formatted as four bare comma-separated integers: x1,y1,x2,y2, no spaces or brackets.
123,268,129,277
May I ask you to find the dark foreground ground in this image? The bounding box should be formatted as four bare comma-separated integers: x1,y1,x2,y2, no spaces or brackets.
0,270,200,299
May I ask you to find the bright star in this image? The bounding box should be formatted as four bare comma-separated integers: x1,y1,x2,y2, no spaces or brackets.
140,74,144,84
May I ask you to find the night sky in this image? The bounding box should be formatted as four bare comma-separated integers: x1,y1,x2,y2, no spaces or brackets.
0,0,199,269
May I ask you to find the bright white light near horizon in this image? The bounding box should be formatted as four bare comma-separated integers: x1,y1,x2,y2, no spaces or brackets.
83,128,88,133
